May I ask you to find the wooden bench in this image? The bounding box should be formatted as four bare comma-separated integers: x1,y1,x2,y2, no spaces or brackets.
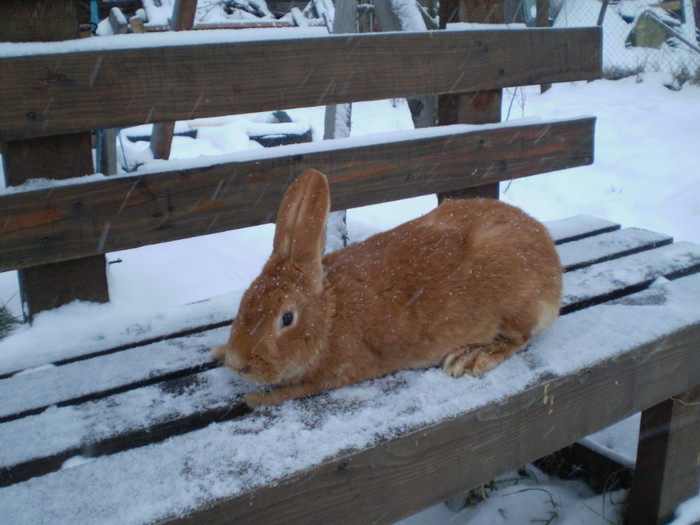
1,5,699,525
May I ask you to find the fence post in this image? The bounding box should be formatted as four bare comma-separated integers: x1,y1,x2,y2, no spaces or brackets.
538,0,551,93
150,0,198,161
322,0,355,253
374,0,437,129
0,0,109,320
437,0,504,201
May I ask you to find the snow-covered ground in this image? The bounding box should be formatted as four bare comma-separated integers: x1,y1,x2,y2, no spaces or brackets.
1,73,699,524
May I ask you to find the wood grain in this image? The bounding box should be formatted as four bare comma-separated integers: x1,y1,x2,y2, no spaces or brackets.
0,0,81,42
0,1,108,318
149,0,197,161
625,385,700,525
175,321,700,524
0,28,602,141
0,118,595,272
437,0,505,202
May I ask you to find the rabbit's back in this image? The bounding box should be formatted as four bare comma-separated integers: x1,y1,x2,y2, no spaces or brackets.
321,198,562,375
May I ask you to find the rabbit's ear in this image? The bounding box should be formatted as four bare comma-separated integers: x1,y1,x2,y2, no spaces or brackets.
273,169,330,283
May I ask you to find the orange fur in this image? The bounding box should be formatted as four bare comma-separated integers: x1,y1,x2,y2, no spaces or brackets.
213,169,562,407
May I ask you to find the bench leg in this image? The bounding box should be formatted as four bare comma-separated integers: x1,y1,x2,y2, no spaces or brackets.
625,385,700,525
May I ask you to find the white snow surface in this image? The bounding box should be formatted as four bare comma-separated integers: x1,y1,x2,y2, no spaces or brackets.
386,0,427,32
399,466,626,525
0,27,328,57
671,491,700,525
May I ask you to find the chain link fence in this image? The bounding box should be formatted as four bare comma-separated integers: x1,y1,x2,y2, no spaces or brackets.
544,0,700,87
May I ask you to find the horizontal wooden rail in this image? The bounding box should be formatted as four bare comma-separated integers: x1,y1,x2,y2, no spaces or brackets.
0,117,595,271
0,27,601,141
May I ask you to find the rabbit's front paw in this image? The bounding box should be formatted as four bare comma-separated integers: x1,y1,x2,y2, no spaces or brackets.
210,345,227,362
244,392,264,409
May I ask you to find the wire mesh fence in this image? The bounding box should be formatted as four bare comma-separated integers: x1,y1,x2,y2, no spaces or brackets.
524,0,700,87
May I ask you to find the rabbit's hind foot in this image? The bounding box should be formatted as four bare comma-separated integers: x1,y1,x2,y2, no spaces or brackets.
442,333,530,378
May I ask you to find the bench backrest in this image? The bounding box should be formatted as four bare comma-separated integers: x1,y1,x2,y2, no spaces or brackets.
0,24,602,303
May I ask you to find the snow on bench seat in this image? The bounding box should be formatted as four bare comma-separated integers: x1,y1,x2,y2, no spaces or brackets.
1,272,698,524
1,218,699,524
556,227,671,271
0,328,226,421
545,214,619,243
562,241,700,311
0,366,249,486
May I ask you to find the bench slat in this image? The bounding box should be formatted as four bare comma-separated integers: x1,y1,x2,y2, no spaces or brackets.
0,328,227,422
562,241,700,313
547,214,620,244
1,272,698,525
0,367,248,487
0,28,601,141
558,227,672,271
0,118,595,272
1,228,698,493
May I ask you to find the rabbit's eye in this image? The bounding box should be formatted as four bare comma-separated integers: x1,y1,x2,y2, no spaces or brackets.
281,311,294,327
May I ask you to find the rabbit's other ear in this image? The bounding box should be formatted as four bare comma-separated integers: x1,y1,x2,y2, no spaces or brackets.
273,169,330,282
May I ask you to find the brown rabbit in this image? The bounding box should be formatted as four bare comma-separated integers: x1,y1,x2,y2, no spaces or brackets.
212,169,562,407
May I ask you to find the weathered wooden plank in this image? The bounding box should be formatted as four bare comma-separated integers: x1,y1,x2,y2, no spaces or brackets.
0,28,602,141
548,215,620,244
175,321,700,525
537,0,552,93
625,385,700,525
0,2,109,318
0,118,595,272
0,327,227,422
557,227,672,271
438,0,504,201
0,0,82,42
562,241,700,312
0,367,249,487
2,135,108,317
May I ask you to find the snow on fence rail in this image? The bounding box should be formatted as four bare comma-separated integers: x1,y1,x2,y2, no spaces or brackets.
0,117,595,272
0,27,601,141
